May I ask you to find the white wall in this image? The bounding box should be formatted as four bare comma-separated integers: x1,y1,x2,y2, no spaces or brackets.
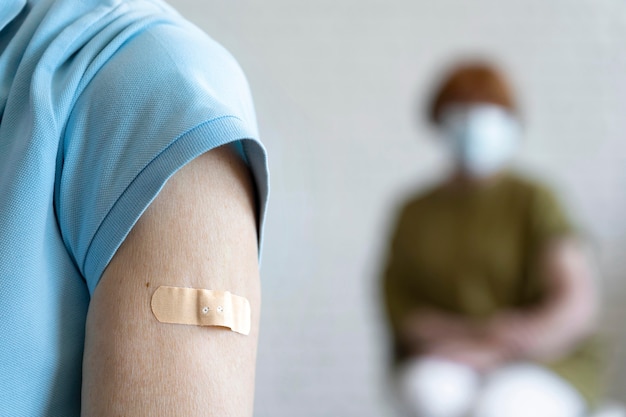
167,0,626,414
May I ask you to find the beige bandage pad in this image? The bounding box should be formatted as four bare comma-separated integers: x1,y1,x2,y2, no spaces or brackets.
151,286,251,335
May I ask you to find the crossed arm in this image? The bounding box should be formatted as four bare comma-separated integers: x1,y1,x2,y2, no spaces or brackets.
81,145,261,416
399,239,599,370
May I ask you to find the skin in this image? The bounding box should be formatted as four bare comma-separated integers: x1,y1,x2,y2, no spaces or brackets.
399,168,599,372
81,145,261,416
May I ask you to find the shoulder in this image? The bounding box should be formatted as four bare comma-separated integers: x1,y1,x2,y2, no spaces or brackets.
499,172,562,204
109,5,247,86
394,183,445,224
19,0,256,128
55,0,268,291
504,172,575,236
81,1,254,122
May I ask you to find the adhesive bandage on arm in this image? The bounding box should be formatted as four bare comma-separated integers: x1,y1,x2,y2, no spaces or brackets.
151,286,251,335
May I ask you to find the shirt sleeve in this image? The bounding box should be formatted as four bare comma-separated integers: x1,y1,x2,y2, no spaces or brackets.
382,205,421,336
57,21,269,295
527,183,575,247
518,182,575,304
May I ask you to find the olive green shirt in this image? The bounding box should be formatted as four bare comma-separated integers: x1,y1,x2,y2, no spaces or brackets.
382,173,602,404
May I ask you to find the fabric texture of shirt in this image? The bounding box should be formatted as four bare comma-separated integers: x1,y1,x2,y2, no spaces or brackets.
0,0,269,415
382,173,602,405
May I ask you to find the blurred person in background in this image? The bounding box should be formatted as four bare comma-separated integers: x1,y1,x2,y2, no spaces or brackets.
381,62,603,417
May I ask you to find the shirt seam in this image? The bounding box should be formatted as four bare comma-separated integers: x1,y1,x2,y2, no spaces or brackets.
81,114,245,275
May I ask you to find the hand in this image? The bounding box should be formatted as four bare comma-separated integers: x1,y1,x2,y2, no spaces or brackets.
480,239,599,362
402,309,478,346
427,338,508,372
485,312,531,349
485,311,573,362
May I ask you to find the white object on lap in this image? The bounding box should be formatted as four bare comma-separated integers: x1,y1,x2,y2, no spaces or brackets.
397,357,480,417
397,357,586,417
474,363,585,417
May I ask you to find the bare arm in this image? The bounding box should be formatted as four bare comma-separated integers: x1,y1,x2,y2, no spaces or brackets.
398,239,598,369
81,145,261,416
399,309,509,371
487,238,599,361
399,309,480,350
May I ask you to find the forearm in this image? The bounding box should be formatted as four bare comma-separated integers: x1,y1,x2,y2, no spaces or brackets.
488,294,597,361
398,308,487,353
488,240,598,361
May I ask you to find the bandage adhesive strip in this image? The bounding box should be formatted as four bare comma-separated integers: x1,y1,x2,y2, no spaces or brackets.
151,286,251,335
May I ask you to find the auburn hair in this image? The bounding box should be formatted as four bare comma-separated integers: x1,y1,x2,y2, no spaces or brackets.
428,62,517,125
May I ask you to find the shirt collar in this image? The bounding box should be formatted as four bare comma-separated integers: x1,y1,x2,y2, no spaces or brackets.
0,0,26,33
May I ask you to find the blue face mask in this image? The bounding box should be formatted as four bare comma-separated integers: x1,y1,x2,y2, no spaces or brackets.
440,104,521,178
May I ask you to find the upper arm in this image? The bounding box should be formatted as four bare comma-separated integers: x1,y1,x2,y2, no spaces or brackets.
382,208,419,334
540,238,598,320
527,184,597,316
81,145,261,416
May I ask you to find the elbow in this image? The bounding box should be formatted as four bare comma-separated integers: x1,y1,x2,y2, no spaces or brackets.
572,289,600,340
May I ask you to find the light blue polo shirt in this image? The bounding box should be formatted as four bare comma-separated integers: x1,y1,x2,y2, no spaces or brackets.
0,0,269,414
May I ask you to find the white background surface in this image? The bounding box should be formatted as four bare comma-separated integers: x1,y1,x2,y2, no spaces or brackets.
168,0,626,414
